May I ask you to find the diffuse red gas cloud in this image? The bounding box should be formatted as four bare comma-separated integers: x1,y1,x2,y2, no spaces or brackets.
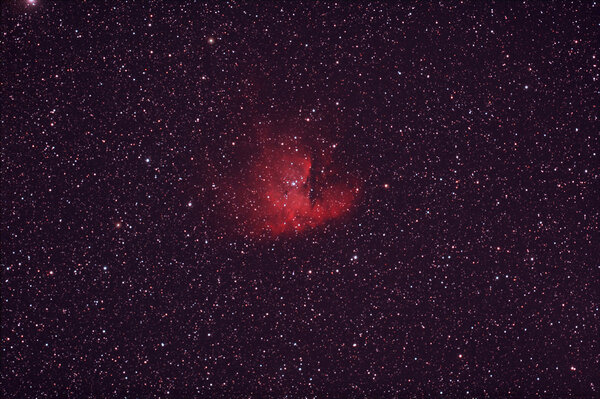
232,135,360,238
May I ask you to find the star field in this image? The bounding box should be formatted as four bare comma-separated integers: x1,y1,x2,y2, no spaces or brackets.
2,1,599,398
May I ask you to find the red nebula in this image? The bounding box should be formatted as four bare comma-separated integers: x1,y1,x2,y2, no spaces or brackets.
237,139,359,238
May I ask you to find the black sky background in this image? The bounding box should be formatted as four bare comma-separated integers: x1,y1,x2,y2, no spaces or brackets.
2,1,599,397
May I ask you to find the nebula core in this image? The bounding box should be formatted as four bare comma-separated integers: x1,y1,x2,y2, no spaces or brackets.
236,138,359,238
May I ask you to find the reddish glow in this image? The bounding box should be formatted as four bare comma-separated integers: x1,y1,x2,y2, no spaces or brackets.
238,140,359,238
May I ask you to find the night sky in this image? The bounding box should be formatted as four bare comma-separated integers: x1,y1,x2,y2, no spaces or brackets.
2,1,599,398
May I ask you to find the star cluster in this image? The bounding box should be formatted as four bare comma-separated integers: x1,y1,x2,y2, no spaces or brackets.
2,1,599,397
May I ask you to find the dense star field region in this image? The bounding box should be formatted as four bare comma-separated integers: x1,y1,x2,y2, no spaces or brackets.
1,1,599,397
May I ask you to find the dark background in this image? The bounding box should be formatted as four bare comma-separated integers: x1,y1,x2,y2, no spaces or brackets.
2,1,598,397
